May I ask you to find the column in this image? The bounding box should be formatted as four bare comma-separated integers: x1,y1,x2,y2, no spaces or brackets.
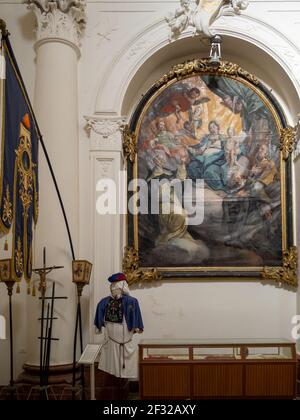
85,116,125,343
25,0,86,366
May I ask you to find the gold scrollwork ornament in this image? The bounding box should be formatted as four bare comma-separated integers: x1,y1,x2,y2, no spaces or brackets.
122,125,137,163
34,190,39,224
15,237,24,275
280,127,297,160
123,246,162,286
262,247,298,287
3,185,13,225
155,59,260,88
15,121,36,213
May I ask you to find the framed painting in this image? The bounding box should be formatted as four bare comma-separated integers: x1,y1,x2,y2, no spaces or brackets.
123,60,298,287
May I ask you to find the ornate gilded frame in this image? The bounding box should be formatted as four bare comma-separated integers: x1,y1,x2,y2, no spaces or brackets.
123,59,298,287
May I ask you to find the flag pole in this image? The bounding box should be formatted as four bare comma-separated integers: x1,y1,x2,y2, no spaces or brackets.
0,20,75,262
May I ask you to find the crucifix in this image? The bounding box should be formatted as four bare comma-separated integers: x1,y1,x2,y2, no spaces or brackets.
29,247,66,400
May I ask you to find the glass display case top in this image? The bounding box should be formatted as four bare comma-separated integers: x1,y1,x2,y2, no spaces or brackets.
139,338,294,346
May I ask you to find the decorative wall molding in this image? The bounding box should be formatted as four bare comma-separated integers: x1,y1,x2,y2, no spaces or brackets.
216,15,300,90
87,17,118,49
90,150,123,343
95,157,113,181
127,39,151,60
293,118,300,160
24,0,87,51
294,147,300,160
85,116,126,152
94,14,300,116
165,0,249,40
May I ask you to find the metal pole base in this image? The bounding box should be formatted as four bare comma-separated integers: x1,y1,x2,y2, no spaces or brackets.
0,384,17,400
60,385,83,401
27,385,57,401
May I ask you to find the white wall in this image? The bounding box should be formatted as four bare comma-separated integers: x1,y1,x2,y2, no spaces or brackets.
0,0,300,385
134,282,296,341
79,1,300,349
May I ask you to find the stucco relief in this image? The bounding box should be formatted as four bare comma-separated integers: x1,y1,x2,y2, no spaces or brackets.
274,44,300,78
216,16,257,34
217,16,300,95
217,15,300,90
96,159,114,179
25,0,86,49
86,117,126,152
165,0,249,40
127,39,151,59
294,119,300,160
87,17,118,48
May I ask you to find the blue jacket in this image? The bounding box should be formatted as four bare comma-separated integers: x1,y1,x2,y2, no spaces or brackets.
94,295,144,332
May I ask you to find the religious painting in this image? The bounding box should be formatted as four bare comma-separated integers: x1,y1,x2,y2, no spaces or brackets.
124,60,297,287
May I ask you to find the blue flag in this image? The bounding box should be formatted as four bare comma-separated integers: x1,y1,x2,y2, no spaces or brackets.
0,31,39,281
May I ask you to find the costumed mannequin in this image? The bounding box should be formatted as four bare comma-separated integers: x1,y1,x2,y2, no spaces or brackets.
94,273,144,379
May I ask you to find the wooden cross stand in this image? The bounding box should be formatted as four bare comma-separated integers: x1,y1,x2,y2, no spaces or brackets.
28,248,67,400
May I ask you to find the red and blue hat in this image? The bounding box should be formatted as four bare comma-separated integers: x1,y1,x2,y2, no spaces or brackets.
108,272,127,283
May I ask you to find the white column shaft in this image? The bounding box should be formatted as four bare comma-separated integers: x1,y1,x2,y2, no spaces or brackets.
27,41,79,365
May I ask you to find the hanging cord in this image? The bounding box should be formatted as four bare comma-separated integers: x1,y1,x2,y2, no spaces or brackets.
38,135,75,260
122,324,126,370
32,226,37,297
2,29,75,261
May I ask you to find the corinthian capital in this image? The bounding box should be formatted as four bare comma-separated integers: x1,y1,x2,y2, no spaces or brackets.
24,0,87,51
85,116,126,152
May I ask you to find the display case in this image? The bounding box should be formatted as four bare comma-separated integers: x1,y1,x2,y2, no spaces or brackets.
139,339,297,399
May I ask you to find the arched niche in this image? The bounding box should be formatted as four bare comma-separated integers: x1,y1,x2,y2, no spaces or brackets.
93,18,300,125
86,15,300,347
121,34,299,124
